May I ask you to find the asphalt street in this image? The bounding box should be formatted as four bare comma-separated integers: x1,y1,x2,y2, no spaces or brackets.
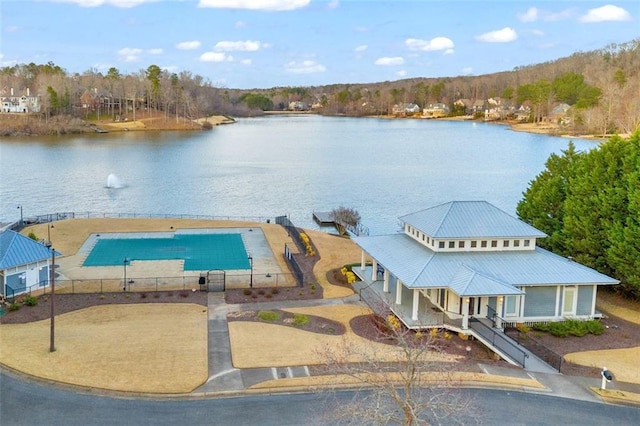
1,371,639,426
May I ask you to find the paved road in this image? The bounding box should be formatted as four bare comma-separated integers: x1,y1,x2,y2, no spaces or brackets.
2,371,639,425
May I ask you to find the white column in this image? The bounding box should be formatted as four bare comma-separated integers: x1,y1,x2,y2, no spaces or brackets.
496,296,504,329
412,289,420,321
462,297,469,330
383,269,389,293
591,285,597,316
371,259,378,281
555,286,562,317
360,250,366,271
395,279,403,305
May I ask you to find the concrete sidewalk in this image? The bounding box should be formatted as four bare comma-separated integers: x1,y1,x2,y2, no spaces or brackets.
196,292,640,406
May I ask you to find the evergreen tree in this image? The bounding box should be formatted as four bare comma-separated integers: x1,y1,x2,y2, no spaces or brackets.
517,142,582,254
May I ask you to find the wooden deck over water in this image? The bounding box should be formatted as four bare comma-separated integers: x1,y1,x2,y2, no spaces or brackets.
312,211,335,226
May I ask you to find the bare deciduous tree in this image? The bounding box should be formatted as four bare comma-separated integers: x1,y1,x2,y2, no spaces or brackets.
316,308,480,425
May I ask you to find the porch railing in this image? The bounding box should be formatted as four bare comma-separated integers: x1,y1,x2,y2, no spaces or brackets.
469,317,528,368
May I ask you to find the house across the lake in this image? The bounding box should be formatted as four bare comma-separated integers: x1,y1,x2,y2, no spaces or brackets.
352,201,619,335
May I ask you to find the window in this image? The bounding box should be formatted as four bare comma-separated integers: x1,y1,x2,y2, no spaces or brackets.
448,241,455,249
491,240,498,248
459,241,465,248
503,240,510,247
439,241,445,249
514,240,520,247
471,241,477,248
427,237,430,244
421,234,425,241
481,241,487,248
524,239,530,247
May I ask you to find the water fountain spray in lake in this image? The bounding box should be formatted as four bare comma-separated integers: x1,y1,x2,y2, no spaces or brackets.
106,174,122,189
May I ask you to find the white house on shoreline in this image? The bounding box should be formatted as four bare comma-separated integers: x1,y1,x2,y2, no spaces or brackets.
352,201,619,334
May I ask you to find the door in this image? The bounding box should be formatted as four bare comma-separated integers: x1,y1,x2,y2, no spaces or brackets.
563,287,577,315
468,297,475,316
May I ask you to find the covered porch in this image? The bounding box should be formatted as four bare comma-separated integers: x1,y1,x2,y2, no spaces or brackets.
352,264,463,332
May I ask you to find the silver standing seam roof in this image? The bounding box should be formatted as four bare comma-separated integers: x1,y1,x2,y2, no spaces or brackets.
399,201,547,239
353,201,618,297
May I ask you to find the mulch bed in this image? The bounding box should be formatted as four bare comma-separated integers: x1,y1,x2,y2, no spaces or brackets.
0,291,208,324
504,313,640,378
225,285,323,304
226,309,346,335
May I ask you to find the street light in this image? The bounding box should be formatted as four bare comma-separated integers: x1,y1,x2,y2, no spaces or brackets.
123,258,129,291
48,244,56,352
17,205,23,228
47,224,54,246
248,255,253,288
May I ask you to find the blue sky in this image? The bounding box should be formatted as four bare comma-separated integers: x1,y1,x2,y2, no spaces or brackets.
1,0,638,89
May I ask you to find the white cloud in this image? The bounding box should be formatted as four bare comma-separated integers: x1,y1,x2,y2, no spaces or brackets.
517,7,538,22
327,0,339,9
176,41,202,50
580,5,631,23
198,0,310,11
240,59,252,65
405,37,454,52
354,45,368,53
117,47,143,62
544,8,576,22
475,27,518,43
284,60,326,74
462,67,473,75
148,48,163,55
199,52,233,62
374,57,404,66
214,40,265,52
444,48,454,55
55,0,158,8
396,70,407,77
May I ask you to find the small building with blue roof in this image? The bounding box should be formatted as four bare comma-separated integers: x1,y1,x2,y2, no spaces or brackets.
0,230,60,298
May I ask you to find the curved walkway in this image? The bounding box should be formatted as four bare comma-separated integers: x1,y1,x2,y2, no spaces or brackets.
195,292,640,405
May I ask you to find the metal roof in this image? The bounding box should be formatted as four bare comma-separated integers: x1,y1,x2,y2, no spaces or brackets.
353,233,618,296
399,201,547,239
0,230,60,269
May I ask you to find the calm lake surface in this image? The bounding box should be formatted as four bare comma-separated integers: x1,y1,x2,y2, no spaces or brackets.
1,115,600,234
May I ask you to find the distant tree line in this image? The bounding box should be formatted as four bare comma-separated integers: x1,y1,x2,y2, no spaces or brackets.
517,131,640,299
1,39,638,135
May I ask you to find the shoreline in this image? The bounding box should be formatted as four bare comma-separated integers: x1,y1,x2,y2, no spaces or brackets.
0,111,618,140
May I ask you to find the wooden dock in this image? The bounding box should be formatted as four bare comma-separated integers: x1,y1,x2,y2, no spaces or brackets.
312,211,335,226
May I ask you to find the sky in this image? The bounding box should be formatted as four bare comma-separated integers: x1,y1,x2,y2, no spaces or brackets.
1,0,638,89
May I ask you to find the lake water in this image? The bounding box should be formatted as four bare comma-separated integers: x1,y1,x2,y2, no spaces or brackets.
0,115,600,234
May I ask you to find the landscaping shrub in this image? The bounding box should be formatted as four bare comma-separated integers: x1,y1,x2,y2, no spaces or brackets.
140,292,147,299
271,288,279,295
257,289,265,295
243,288,252,296
24,296,38,306
179,290,189,298
533,319,604,337
292,313,309,327
8,303,20,311
258,310,280,321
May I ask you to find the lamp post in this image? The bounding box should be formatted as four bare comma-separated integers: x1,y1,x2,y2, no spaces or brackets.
123,258,129,291
17,205,23,228
248,255,253,288
48,245,56,352
47,224,54,246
